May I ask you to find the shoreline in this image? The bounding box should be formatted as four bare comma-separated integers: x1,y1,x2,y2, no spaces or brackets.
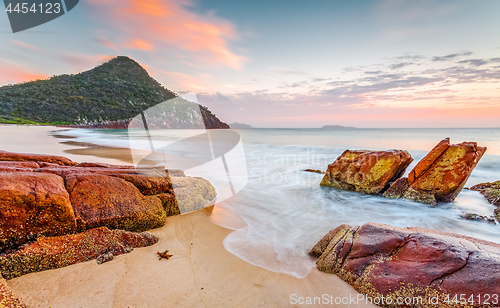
0,125,376,307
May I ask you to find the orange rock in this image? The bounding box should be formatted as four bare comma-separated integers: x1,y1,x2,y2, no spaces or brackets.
402,139,486,204
0,272,26,307
0,161,40,172
64,174,166,232
0,150,76,166
0,227,158,279
0,172,77,248
320,149,413,194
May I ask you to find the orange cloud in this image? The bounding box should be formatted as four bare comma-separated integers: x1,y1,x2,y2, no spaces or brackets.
0,60,48,85
123,38,154,51
88,0,245,69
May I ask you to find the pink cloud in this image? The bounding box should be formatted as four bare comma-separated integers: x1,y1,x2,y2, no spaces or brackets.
87,0,245,69
0,60,48,85
11,40,42,52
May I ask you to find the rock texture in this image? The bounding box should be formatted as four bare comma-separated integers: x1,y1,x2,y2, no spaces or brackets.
0,150,76,166
65,174,166,232
311,222,500,308
0,172,77,248
0,273,26,308
0,227,158,279
471,180,500,221
320,150,413,194
385,138,486,205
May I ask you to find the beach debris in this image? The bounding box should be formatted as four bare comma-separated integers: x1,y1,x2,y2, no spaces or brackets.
460,212,497,224
385,138,486,205
311,222,500,308
0,227,158,279
157,250,173,260
303,169,324,174
320,149,413,194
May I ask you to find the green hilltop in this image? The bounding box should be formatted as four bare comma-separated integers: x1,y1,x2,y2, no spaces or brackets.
0,56,228,128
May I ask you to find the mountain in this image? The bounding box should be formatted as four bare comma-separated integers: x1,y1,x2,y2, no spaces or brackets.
0,56,229,129
229,122,252,129
321,125,356,129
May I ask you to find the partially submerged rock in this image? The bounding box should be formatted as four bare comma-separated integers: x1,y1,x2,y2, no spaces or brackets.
65,174,166,232
460,212,496,224
471,180,500,221
0,172,77,248
386,138,487,205
311,222,500,307
0,227,158,279
320,149,413,194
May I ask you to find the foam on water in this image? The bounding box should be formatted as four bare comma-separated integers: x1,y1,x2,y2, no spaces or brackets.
55,128,500,278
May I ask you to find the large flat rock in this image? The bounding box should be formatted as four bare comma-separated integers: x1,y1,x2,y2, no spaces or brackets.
311,222,500,307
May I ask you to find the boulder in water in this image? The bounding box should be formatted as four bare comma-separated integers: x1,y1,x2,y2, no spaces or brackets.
320,149,413,194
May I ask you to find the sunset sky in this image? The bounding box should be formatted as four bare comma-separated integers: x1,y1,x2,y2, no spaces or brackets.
1,0,499,128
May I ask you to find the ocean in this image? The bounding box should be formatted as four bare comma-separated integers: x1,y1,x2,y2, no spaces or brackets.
54,127,500,278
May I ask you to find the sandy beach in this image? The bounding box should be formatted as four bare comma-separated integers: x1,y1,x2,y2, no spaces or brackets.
0,125,376,308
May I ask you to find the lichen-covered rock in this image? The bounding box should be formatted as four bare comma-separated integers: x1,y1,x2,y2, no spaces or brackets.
0,172,77,248
400,139,486,205
0,227,158,279
170,176,217,213
0,150,76,166
154,193,180,216
311,223,500,307
0,273,26,307
320,149,413,194
64,174,166,232
471,180,500,207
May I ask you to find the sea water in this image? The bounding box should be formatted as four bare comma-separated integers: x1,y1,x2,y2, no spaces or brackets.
54,128,500,278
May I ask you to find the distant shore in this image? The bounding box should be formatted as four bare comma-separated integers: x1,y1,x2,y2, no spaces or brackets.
0,125,375,308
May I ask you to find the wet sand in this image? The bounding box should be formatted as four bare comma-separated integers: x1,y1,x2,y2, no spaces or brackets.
0,125,376,308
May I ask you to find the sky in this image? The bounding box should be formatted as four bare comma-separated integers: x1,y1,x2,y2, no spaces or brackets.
1,0,500,128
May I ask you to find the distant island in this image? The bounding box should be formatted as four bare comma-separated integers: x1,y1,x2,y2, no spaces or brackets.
229,122,253,129
0,56,229,129
321,125,356,129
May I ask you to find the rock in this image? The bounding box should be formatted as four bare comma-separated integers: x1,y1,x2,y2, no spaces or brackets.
320,150,413,194
0,172,77,248
0,273,26,307
304,169,325,174
0,161,40,172
311,222,500,307
155,193,180,216
460,212,497,224
397,138,487,205
170,177,217,213
382,177,409,199
0,150,76,166
74,162,134,169
35,166,141,176
0,227,158,279
471,180,500,207
108,173,172,195
64,174,166,232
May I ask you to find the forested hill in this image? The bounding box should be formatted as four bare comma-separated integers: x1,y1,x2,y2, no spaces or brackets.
0,56,229,129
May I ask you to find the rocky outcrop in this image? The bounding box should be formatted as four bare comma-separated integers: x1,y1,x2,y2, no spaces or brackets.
171,177,217,214
65,174,166,232
0,227,158,279
0,273,26,307
0,172,77,248
0,150,76,166
384,138,486,205
471,180,500,221
320,150,413,194
311,223,500,308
